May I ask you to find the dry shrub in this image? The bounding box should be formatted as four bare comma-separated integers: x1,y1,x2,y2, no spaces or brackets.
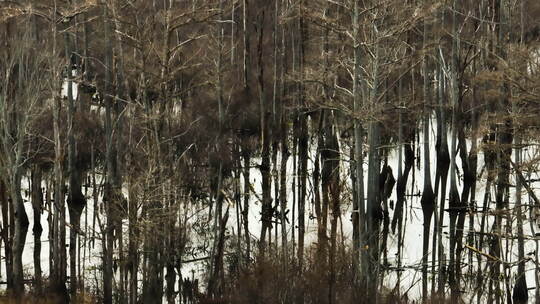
221,246,412,304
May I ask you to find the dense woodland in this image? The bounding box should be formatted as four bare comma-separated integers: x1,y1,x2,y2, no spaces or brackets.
1,0,540,303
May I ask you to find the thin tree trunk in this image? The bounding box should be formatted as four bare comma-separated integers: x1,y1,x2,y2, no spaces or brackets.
0,180,13,291
102,3,115,303
420,11,434,301
366,41,381,303
11,169,28,298
436,57,450,296
448,2,461,300
323,121,340,304
352,0,366,290
296,8,307,304
31,167,43,294
243,154,251,262
258,5,272,252
52,57,68,301
512,2,527,302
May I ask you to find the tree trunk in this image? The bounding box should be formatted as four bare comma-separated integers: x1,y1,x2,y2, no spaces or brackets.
11,170,28,298
435,62,450,296
242,154,251,263
352,0,366,289
31,167,43,294
258,4,272,252
366,37,381,303
103,3,115,303
512,2,527,302
322,121,340,304
0,180,13,291
52,71,68,302
420,12,434,301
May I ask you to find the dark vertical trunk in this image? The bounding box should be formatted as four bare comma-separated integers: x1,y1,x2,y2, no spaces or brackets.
278,1,288,263
91,148,97,250
366,37,381,302
234,154,243,265
327,137,340,304
103,3,115,303
455,121,472,295
393,140,414,292
165,189,177,304
448,1,461,299
380,161,394,276
52,58,67,301
512,161,534,304
143,198,165,303
350,138,359,274
314,113,326,262
0,180,13,290
65,29,86,298
436,64,450,296
165,254,176,304
420,13,434,301
321,115,339,302
366,120,381,302
489,1,511,303
512,2,527,302
46,177,53,291
128,167,138,304
393,72,410,297
467,53,478,279
11,171,28,298
67,170,85,299
296,8,307,302
297,114,307,269
279,124,288,261
512,145,527,304
242,154,251,262
257,5,272,252
271,0,280,254
31,167,43,294
479,136,495,303
209,0,226,295
352,0,366,289
208,165,223,296
208,207,229,297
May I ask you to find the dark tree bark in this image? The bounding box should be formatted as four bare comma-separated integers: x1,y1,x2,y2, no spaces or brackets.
11,171,28,298
420,11,434,300
0,180,13,291
102,3,116,303
31,166,43,294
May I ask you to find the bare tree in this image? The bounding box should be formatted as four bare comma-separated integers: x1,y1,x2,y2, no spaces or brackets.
0,31,49,298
